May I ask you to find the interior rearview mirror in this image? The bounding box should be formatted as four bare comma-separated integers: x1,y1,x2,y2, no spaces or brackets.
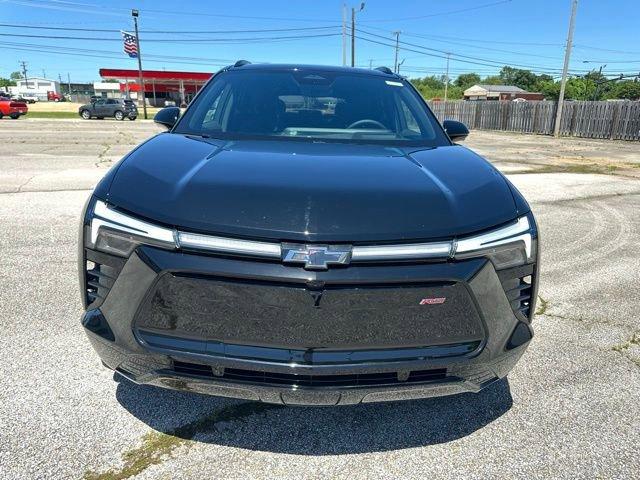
154,107,181,130
443,120,469,142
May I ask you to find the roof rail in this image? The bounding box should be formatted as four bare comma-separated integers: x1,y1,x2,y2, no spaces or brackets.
374,66,394,75
233,60,251,68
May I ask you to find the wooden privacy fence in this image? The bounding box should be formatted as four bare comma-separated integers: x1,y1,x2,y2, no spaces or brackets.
427,100,640,141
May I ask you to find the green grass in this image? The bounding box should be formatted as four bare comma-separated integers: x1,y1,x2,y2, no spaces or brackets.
22,111,79,119
84,402,281,480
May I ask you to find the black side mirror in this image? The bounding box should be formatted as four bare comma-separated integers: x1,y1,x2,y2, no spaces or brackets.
154,107,181,130
443,120,469,142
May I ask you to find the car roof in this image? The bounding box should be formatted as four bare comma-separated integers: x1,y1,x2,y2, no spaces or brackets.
225,63,400,78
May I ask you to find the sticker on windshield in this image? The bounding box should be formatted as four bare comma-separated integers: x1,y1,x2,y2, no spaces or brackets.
385,80,404,87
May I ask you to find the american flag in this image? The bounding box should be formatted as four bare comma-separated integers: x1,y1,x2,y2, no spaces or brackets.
121,31,138,58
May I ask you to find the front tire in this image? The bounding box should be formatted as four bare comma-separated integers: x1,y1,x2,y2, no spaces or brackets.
9,114,19,119
81,110,91,120
114,110,124,121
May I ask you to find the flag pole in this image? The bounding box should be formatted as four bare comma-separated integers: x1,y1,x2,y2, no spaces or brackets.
131,9,147,119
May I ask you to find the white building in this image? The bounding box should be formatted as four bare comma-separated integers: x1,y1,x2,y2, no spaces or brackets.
9,77,61,100
92,81,123,99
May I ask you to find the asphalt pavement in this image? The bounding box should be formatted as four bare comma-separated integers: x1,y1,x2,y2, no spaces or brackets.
1,119,638,479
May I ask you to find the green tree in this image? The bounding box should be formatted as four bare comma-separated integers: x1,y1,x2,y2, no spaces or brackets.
565,77,597,100
0,77,16,88
454,73,480,89
411,75,445,90
10,71,23,80
481,75,503,85
609,80,640,100
537,80,560,100
499,66,538,91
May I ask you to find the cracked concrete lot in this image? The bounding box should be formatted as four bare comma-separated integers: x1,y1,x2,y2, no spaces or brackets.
1,119,639,479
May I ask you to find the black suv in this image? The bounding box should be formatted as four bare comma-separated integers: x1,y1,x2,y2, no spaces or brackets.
79,62,539,406
79,98,137,121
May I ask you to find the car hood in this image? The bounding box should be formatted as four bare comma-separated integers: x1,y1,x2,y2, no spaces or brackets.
103,133,521,242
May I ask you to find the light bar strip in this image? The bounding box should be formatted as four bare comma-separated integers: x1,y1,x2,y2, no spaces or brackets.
455,216,532,258
352,242,452,261
177,231,281,258
91,200,176,245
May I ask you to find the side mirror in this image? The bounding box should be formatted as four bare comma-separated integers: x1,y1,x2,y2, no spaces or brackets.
154,106,181,130
443,120,469,142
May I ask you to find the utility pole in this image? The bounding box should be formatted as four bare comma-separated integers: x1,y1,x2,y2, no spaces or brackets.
20,61,28,86
554,0,578,137
351,2,365,67
42,69,46,79
444,53,451,101
369,59,373,69
132,9,148,119
67,73,71,97
397,58,405,75
393,31,401,73
342,4,347,66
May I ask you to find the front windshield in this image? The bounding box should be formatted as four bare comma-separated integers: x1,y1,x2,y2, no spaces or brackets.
174,69,450,146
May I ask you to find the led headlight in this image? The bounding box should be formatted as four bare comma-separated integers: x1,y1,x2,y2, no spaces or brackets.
85,200,177,257
453,215,536,270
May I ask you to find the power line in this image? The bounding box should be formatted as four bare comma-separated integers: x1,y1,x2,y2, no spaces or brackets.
0,23,341,34
0,31,342,43
361,25,564,47
359,0,513,23
354,28,593,73
573,44,640,55
6,0,338,22
0,40,237,63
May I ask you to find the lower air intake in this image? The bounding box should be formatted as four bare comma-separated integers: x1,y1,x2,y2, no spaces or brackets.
172,360,447,388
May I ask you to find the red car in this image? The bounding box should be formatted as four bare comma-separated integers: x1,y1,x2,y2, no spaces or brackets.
0,99,28,119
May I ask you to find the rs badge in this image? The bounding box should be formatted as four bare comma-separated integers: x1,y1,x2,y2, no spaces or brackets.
419,297,446,305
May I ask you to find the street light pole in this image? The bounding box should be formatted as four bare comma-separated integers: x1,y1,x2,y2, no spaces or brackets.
444,53,450,101
393,31,401,73
553,0,578,137
342,3,347,66
350,2,365,67
132,9,147,119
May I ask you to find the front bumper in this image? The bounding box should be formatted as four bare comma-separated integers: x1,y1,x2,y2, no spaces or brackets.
81,245,535,406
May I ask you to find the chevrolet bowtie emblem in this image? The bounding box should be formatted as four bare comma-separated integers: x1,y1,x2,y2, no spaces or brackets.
281,244,352,270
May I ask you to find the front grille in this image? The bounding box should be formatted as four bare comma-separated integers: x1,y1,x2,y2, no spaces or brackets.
172,360,447,388
499,264,535,320
135,274,484,349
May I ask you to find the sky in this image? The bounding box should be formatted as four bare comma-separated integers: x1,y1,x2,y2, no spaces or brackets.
2,0,639,83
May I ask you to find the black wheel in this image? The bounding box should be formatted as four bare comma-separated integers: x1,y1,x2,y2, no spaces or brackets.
81,109,91,120
9,114,19,119
0,112,3,119
114,110,124,121
128,116,137,121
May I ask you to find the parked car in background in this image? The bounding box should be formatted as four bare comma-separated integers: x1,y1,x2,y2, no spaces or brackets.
0,99,28,119
11,95,38,104
47,91,65,102
20,93,39,104
78,98,137,121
